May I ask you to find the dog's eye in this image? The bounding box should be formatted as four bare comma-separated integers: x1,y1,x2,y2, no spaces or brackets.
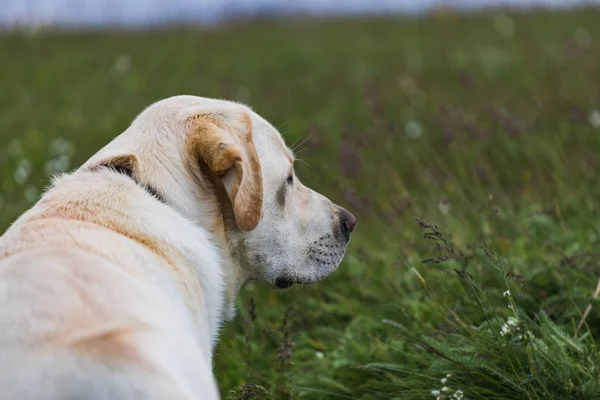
286,173,294,185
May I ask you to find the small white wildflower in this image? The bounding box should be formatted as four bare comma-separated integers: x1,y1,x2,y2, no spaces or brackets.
440,377,447,384
49,137,75,157
44,155,70,177
442,386,450,392
493,14,515,38
501,323,511,336
44,160,57,177
438,200,451,215
503,290,511,297
24,185,38,203
113,54,132,74
315,351,324,359
431,390,441,396
405,120,423,139
454,389,464,399
589,110,600,128
14,159,32,185
446,374,452,378
519,329,535,342
507,317,518,326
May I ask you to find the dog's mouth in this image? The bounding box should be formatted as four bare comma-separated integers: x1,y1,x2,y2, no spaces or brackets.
274,277,296,289
273,273,331,290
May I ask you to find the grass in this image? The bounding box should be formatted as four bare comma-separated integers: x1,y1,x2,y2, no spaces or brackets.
2,7,600,399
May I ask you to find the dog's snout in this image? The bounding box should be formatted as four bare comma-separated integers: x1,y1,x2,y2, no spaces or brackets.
338,207,356,234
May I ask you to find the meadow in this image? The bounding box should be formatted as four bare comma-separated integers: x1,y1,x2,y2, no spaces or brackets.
1,8,600,399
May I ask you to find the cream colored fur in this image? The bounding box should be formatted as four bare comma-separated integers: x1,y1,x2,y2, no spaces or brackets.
0,95,355,399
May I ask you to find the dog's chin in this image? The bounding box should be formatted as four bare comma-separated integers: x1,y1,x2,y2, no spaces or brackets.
274,277,296,290
273,276,319,290
273,270,338,290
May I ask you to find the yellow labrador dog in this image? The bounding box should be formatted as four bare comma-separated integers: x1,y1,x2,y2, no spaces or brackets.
0,95,355,399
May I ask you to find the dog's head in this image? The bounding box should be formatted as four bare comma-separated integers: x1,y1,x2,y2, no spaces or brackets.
82,95,355,290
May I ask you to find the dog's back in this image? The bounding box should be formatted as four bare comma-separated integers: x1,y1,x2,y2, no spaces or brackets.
0,174,221,399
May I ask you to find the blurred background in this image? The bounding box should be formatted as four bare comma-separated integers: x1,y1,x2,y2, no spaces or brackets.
2,1,600,399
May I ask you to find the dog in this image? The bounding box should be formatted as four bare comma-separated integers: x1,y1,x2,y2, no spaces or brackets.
0,95,355,399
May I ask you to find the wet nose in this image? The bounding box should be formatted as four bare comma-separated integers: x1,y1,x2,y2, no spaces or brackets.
339,207,356,234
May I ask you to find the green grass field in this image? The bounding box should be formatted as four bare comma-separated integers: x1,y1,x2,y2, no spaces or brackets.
2,8,600,399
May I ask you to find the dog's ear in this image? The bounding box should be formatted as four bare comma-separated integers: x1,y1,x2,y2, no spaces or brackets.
87,153,140,177
186,110,263,232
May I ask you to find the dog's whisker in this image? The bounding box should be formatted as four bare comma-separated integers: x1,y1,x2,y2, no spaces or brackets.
296,154,310,164
296,158,311,168
290,134,314,154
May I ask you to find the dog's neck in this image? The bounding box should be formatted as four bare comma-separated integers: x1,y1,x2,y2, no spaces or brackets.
221,253,245,320
208,220,249,321
197,164,254,321
99,163,247,329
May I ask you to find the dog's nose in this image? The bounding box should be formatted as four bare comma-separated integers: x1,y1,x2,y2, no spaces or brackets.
339,207,356,234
